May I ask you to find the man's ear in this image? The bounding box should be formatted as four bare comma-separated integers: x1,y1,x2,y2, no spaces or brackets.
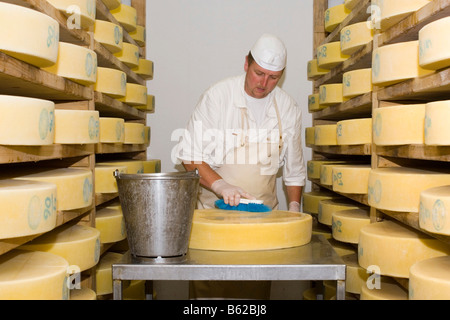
244,55,249,72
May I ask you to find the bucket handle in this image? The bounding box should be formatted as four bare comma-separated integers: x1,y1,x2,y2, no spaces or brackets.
113,168,199,178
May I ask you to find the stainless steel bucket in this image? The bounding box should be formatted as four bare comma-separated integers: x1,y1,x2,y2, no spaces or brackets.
114,170,200,263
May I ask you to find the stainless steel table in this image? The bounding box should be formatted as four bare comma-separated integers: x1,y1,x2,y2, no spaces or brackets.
112,234,346,300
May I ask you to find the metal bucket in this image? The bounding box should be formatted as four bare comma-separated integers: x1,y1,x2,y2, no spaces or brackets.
114,170,200,263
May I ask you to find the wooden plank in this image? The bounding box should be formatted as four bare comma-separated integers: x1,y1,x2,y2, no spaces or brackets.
311,143,372,156
94,91,146,120
376,144,450,162
313,0,328,55
312,92,372,120
95,143,147,154
310,179,369,206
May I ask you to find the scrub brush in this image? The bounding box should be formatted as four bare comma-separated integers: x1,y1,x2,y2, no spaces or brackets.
215,198,271,212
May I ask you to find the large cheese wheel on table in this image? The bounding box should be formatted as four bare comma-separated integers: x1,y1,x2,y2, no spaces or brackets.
409,255,450,300
419,185,450,236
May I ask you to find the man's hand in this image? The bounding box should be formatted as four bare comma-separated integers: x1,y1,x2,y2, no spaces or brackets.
288,201,300,212
211,179,256,206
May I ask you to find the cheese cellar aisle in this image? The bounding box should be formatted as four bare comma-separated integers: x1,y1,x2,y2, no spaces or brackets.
0,0,159,300
306,0,450,300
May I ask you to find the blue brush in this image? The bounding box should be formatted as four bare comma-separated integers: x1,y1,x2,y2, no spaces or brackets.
215,199,272,212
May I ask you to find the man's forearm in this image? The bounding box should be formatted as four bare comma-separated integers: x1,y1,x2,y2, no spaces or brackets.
182,161,222,190
286,185,303,204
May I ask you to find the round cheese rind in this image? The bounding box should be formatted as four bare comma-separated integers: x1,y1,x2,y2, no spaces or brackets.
409,255,450,300
142,159,161,173
305,127,315,146
342,68,372,98
340,22,374,56
47,0,96,29
54,110,100,144
95,67,127,98
94,20,123,54
96,252,124,295
95,207,127,244
94,164,127,193
360,277,408,300
319,84,345,106
344,0,359,10
188,209,312,251
317,42,350,69
331,208,370,244
303,190,343,214
132,59,154,80
358,220,450,278
308,93,327,112
0,95,55,146
332,164,371,194
342,253,369,294
324,4,351,33
0,2,59,68
110,4,137,32
118,83,147,106
307,59,329,80
113,42,140,68
70,287,97,300
307,160,348,180
0,249,69,300
314,124,338,146
419,17,450,70
99,117,125,143
129,25,146,47
124,122,145,144
337,118,372,145
424,100,450,146
419,185,450,235
101,0,121,10
98,160,144,174
318,198,361,226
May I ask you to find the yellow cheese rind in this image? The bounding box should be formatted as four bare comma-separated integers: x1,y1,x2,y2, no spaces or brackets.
95,252,123,295
358,220,450,278
360,277,408,300
21,224,101,272
54,110,100,144
47,0,96,29
344,0,360,11
118,83,147,106
419,185,450,236
189,209,312,251
307,59,329,80
331,208,370,244
419,17,450,70
94,20,123,54
307,160,347,180
99,117,125,143
303,191,343,214
0,2,59,68
113,42,140,68
143,159,161,173
342,253,369,294
332,164,371,194
70,287,97,300
124,122,145,144
95,67,127,98
129,25,146,47
0,95,55,146
342,68,372,98
110,4,137,32
337,118,372,145
409,256,450,300
372,104,426,146
144,126,151,145
134,94,155,112
305,127,315,146
318,198,361,226
324,4,351,33
95,207,127,244
328,237,356,257
98,160,144,174
424,100,450,146
132,59,154,80
317,42,350,69
314,124,338,146
0,250,69,300
340,22,374,55
101,0,121,10
319,83,345,106
308,93,326,112
0,179,57,239
95,164,127,193
368,167,450,213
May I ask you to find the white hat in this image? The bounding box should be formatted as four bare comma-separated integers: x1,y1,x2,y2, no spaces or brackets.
250,33,287,71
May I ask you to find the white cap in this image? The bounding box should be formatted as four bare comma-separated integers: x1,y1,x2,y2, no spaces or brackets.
250,34,287,71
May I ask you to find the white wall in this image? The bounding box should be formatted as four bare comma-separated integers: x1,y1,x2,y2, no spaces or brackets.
146,0,314,210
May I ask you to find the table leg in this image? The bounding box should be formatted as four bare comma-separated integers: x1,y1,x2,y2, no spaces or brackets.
113,279,123,300
336,280,346,300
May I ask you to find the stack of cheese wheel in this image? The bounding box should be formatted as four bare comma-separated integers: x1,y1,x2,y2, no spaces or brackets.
189,209,312,251
124,122,145,144
13,168,93,211
303,190,343,215
95,67,127,98
314,124,338,146
94,164,127,194
135,94,155,112
113,43,140,68
342,253,369,295
130,25,146,47
372,41,433,87
419,17,450,70
318,198,361,226
47,0,96,29
319,83,346,106
419,185,450,236
110,4,137,32
0,2,59,68
337,118,372,145
0,249,69,300
424,101,450,145
368,167,450,213
358,220,450,278
132,59,154,80
143,159,161,173
340,22,374,55
317,42,350,69
54,110,100,144
0,179,57,239
118,83,147,106
332,164,371,194
95,207,126,244
360,276,408,300
98,159,144,174
331,207,371,244
99,117,125,143
308,93,326,112
43,42,98,86
94,20,123,54
305,127,315,146
101,0,121,10
324,4,351,33
96,252,123,296
307,59,329,80
21,224,101,272
342,68,372,98
70,287,97,300
409,255,450,300
0,95,55,146
372,104,425,146
307,159,347,180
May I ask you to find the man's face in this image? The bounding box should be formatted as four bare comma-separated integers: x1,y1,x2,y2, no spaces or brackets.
244,56,284,99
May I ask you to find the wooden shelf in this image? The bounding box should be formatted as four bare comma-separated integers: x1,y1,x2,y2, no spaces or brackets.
310,143,372,156
376,144,450,162
94,91,146,120
95,143,148,154
312,92,372,120
309,178,369,206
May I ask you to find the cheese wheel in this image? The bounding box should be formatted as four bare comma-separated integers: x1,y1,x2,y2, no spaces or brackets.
337,118,372,145
0,249,69,300
305,127,315,146
95,207,126,244
342,253,369,294
324,4,351,33
42,42,98,86
118,83,147,106
47,0,96,29
0,95,55,146
113,42,140,68
340,21,374,55
0,2,59,68
21,224,101,272
95,252,123,296
360,277,408,300
94,20,123,54
123,280,146,300
124,122,145,144
303,190,343,214
95,67,127,98
132,59,154,80
144,126,151,145
307,59,329,80
94,164,127,194
331,208,370,244
409,256,450,300
188,209,312,251
317,42,350,69
101,0,121,10
419,185,450,235
327,237,357,256
111,4,137,32
54,110,100,144
419,17,450,70
319,83,346,106
70,287,96,300
368,167,450,213
135,94,155,112
143,159,161,173
314,124,338,146
358,220,450,278
342,68,372,98
307,160,347,180
372,104,425,146
13,168,93,211
308,93,326,112
99,117,125,143
98,160,144,174
372,41,434,87
424,100,450,146
318,198,361,226
129,25,146,47
0,179,57,239
320,163,364,186
332,164,371,194
344,0,361,11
